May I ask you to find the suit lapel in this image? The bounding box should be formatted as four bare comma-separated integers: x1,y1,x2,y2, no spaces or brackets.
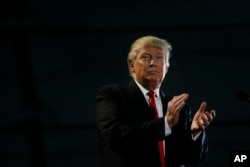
125,80,154,119
160,90,173,116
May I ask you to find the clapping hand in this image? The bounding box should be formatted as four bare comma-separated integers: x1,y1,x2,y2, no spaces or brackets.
191,101,216,136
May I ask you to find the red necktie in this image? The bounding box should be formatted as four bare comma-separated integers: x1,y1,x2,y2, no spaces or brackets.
147,90,166,167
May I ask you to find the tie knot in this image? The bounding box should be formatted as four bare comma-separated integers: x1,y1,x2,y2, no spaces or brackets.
147,90,155,98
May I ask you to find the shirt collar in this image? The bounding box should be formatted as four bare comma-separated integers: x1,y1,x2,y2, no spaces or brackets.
134,79,160,98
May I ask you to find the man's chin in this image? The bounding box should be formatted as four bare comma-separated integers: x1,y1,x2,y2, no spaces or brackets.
146,77,162,84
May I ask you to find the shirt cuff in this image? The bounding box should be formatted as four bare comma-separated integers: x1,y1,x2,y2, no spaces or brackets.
164,117,171,136
192,131,202,141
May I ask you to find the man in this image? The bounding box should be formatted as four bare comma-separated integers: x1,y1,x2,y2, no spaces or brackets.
96,35,216,167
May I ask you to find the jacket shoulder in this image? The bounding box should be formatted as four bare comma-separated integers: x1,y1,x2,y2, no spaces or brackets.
96,84,128,99
97,84,125,93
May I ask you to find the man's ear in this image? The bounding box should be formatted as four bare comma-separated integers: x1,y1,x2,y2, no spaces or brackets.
129,61,135,73
128,60,134,68
164,63,170,74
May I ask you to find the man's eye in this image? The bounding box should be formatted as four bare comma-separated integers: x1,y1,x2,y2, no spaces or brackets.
141,54,150,59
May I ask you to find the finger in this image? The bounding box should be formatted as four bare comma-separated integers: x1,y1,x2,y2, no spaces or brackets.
167,100,185,115
168,93,189,115
197,119,205,129
199,101,207,113
172,93,189,104
178,93,189,101
204,110,216,120
211,110,216,117
204,112,213,122
174,100,186,114
201,114,210,125
173,93,188,100
174,98,186,107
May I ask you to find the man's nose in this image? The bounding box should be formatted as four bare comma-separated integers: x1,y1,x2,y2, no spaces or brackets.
149,58,157,66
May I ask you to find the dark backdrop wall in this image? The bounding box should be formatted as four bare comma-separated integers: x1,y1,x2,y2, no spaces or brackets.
1,0,250,167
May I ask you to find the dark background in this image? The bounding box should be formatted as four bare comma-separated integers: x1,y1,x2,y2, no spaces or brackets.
1,0,250,167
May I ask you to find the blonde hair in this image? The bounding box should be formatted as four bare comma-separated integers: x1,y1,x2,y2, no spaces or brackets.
127,35,172,76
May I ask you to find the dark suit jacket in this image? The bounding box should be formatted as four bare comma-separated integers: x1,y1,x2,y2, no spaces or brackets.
96,80,208,167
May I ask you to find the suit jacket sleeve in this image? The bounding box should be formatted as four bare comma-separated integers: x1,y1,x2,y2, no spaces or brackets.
169,104,208,166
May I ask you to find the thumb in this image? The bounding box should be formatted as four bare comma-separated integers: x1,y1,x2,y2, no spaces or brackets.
198,101,207,113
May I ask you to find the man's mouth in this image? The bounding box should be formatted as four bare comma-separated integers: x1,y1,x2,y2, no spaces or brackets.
148,71,158,74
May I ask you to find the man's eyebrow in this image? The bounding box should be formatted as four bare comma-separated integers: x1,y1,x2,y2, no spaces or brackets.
141,51,163,54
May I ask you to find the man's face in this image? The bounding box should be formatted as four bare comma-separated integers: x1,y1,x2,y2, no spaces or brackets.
130,45,169,89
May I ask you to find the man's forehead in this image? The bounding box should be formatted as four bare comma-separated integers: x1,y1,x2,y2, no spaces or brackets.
139,45,164,53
